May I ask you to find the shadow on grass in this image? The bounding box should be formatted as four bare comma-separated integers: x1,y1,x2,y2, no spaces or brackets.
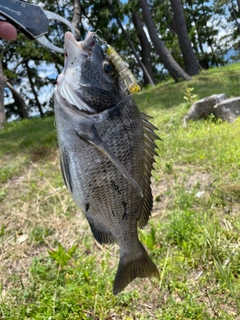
0,116,57,156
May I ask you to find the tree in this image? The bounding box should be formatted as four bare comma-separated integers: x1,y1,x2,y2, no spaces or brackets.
0,0,74,123
5,81,29,119
72,0,82,40
170,0,199,76
132,12,155,85
220,0,240,61
0,40,30,123
226,0,240,39
139,0,191,81
26,62,43,118
184,0,225,69
0,59,6,129
0,0,237,126
1,35,51,121
106,0,155,85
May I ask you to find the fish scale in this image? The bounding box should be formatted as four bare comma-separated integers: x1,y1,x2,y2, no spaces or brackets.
54,31,160,295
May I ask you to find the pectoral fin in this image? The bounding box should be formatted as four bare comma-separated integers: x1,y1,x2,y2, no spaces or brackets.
77,124,143,197
59,147,73,193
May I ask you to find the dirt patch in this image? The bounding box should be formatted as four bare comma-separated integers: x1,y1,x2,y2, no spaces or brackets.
151,164,214,218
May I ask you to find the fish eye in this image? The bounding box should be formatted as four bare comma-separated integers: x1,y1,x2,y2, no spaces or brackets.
102,61,114,75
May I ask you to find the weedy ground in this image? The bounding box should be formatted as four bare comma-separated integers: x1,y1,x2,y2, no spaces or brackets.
0,63,240,319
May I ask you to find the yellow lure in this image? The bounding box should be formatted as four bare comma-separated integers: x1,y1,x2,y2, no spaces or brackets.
106,45,141,94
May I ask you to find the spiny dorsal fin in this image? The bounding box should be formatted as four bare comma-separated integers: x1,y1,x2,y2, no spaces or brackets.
138,113,160,229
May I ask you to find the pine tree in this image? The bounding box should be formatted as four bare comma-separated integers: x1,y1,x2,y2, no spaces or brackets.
170,0,199,76
139,0,191,81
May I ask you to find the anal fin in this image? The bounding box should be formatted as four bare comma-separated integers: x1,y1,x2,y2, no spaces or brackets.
87,219,116,244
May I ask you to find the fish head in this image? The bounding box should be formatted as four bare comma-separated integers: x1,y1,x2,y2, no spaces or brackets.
56,31,128,113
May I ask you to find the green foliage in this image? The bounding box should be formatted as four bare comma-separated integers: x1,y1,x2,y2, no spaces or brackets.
2,0,239,122
1,0,67,120
183,87,198,106
184,0,226,67
139,225,157,250
48,243,77,267
30,226,53,244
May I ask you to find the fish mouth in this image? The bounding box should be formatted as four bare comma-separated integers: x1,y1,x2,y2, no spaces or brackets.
56,31,100,114
58,31,115,115
63,31,99,76
64,31,97,57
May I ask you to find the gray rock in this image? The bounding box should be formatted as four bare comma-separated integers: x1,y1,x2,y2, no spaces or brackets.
183,93,226,127
214,97,240,122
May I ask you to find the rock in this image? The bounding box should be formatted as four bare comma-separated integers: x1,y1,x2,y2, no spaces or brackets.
214,97,240,122
183,93,226,127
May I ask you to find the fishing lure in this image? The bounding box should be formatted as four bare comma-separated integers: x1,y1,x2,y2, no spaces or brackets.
94,34,140,94
106,45,141,94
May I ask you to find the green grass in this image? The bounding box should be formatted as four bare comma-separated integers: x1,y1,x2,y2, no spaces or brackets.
0,116,57,182
0,63,240,319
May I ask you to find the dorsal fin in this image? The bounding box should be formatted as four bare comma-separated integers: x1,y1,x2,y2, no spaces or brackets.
138,113,160,229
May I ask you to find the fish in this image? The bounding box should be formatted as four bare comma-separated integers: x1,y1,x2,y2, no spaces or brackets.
54,31,160,295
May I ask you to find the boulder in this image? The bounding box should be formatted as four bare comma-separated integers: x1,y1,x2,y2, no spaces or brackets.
213,97,240,122
183,93,226,127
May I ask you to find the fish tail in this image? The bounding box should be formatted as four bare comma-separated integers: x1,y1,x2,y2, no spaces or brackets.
113,242,159,295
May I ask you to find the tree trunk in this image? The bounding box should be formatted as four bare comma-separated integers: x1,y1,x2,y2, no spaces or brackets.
132,12,155,85
231,0,240,33
26,63,44,118
139,0,191,81
0,59,6,129
107,0,155,86
237,0,240,12
6,82,29,119
72,0,81,41
170,0,199,76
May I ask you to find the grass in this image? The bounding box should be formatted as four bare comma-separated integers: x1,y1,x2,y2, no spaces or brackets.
0,63,240,319
0,117,57,182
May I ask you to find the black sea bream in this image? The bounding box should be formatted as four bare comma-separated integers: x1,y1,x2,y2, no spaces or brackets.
54,31,159,295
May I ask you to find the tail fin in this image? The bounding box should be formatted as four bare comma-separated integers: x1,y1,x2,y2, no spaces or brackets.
113,243,159,295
